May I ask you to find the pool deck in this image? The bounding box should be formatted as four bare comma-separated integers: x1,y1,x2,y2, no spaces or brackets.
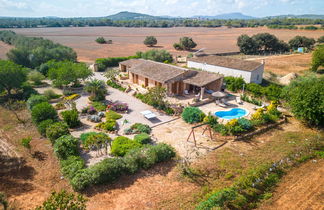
198,95,258,124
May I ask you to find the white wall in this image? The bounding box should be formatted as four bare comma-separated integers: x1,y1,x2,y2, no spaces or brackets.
187,61,264,84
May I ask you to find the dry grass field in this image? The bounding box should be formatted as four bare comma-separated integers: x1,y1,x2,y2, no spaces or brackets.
3,26,323,63
0,41,13,60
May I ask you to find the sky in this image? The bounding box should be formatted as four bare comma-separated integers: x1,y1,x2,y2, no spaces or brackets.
0,0,323,18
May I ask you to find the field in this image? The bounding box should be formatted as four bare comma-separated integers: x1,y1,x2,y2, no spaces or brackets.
2,26,322,63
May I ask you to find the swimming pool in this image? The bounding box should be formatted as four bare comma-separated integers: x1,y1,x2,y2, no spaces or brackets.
215,108,249,120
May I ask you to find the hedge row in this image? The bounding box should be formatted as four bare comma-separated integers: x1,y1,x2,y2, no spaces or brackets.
70,143,175,191
95,55,139,71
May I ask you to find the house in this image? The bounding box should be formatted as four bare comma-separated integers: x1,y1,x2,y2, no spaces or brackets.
119,59,224,99
187,56,264,84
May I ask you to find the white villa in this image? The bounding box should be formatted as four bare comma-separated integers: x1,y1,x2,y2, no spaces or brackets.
187,56,264,84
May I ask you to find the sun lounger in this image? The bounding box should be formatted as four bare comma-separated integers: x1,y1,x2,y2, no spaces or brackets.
221,98,231,106
140,110,157,120
216,99,227,108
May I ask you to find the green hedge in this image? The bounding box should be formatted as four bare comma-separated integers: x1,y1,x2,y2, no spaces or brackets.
37,119,55,136
111,136,142,157
71,143,175,191
95,55,139,71
27,94,48,110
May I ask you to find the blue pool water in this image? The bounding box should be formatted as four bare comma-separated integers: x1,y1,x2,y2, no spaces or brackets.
215,108,248,120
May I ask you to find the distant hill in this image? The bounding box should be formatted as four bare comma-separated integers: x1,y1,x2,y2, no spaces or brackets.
106,11,164,20
192,13,257,20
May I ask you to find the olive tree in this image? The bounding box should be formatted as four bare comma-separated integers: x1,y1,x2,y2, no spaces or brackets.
0,60,27,97
311,45,324,72
144,36,157,47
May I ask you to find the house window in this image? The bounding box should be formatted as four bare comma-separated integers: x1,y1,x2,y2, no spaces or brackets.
257,75,259,81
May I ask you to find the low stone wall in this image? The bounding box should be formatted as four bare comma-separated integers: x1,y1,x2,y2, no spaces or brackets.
235,117,287,141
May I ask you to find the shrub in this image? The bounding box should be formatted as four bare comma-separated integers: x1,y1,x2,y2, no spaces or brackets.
95,120,117,131
224,76,246,92
106,80,126,92
46,122,70,144
203,114,218,128
237,118,253,131
35,190,87,210
246,83,263,97
31,102,58,124
80,132,98,144
225,119,245,135
64,94,80,101
21,137,32,149
91,101,106,112
60,156,85,180
53,135,79,160
106,110,122,120
134,133,151,144
43,89,61,100
27,94,48,110
136,49,173,63
108,102,128,112
182,107,206,124
213,124,229,136
151,143,176,162
123,146,157,173
37,119,55,136
111,136,141,157
61,109,81,128
54,102,66,110
28,70,45,85
130,123,151,134
95,56,139,71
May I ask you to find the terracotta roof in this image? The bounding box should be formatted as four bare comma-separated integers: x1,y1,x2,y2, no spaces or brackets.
188,56,263,72
128,60,190,83
119,59,146,67
183,71,223,87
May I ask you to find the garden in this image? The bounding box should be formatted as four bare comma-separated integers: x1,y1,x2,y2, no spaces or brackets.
25,92,176,191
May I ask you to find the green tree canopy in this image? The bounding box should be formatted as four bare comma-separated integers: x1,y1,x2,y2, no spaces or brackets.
48,61,93,87
252,33,279,52
0,60,27,96
179,37,197,51
95,37,107,44
288,36,316,50
136,49,173,63
237,34,259,54
311,45,324,72
282,75,324,127
143,36,157,47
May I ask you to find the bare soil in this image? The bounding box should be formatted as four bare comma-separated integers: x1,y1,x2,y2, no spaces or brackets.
0,41,13,60
262,53,313,76
3,26,322,62
258,159,324,210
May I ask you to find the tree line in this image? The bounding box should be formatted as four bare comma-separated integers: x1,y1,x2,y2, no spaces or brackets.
237,33,318,54
0,17,323,28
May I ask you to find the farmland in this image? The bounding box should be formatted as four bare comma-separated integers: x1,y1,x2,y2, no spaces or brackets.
2,26,322,62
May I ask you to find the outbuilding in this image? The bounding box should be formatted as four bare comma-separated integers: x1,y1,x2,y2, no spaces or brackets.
187,56,264,84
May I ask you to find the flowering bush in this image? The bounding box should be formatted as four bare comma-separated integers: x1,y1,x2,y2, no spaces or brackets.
107,102,128,112
64,94,80,101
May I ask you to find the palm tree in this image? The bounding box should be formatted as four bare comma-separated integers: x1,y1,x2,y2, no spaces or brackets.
84,79,107,101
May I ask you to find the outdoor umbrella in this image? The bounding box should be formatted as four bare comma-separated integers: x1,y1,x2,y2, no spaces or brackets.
211,91,227,98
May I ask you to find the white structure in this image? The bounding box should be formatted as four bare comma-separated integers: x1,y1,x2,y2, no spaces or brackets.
187,56,264,84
